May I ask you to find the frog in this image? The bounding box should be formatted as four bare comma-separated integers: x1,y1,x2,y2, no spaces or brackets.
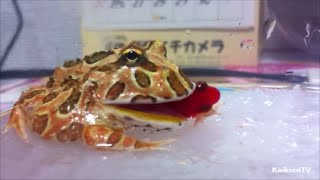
3,40,220,151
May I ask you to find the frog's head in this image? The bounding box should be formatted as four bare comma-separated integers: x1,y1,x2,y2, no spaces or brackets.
93,40,195,104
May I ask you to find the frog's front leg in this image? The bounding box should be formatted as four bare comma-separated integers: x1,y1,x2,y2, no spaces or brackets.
3,87,47,142
3,104,29,142
82,125,173,151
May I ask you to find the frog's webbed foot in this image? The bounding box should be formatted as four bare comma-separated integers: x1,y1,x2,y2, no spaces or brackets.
82,125,174,151
2,105,29,143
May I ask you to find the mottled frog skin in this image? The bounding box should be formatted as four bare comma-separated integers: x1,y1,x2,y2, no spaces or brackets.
3,41,216,151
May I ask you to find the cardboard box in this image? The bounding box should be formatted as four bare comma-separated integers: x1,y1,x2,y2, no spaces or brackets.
81,0,261,68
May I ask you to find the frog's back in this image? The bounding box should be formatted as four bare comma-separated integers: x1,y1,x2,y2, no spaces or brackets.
49,41,194,105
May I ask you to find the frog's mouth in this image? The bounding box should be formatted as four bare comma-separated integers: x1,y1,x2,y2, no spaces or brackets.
114,81,220,119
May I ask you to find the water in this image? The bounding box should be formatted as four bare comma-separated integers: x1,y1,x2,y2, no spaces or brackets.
263,18,277,39
268,0,320,54
304,19,320,48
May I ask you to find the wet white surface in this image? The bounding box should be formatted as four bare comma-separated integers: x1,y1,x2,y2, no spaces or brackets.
1,87,319,179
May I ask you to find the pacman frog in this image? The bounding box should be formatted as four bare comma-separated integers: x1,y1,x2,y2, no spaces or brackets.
3,41,220,151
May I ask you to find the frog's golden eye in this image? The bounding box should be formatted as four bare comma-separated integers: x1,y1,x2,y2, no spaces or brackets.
120,49,144,66
124,49,141,61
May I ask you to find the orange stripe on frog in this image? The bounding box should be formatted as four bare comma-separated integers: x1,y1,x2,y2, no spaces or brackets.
122,136,136,148
37,89,72,113
83,125,113,145
41,111,73,139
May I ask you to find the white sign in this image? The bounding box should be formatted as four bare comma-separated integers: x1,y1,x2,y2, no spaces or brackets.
82,0,255,30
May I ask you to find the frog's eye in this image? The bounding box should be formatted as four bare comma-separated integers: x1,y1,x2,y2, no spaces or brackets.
120,48,144,66
125,50,140,61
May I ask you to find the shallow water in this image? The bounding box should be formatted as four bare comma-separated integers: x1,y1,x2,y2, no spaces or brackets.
1,87,319,179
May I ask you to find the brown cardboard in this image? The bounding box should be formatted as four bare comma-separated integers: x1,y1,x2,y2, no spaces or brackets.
81,1,261,68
